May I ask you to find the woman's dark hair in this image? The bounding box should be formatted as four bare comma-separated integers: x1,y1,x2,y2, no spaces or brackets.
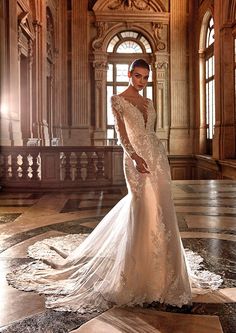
129,59,150,72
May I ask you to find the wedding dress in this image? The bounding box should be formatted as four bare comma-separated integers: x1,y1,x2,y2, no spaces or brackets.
7,95,222,313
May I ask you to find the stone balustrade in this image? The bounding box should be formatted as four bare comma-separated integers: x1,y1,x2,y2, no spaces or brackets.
1,146,235,191
0,146,124,190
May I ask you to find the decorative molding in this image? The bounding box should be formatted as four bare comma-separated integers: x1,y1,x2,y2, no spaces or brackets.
152,22,166,50
93,61,108,70
92,21,108,50
108,0,150,11
18,11,35,40
93,60,108,82
155,61,168,69
93,0,167,13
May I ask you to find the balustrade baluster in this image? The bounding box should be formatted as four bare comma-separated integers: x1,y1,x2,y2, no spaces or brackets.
96,152,104,179
0,146,117,188
4,154,11,179
0,155,3,180
86,152,96,180
75,152,83,180
11,153,18,180
2,154,8,180
21,153,29,180
31,152,39,181
64,152,71,181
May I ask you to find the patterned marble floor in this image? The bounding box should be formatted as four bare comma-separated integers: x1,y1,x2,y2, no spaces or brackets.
0,180,235,333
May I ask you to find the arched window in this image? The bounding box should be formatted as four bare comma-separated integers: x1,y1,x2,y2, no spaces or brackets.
205,17,215,154
106,31,153,143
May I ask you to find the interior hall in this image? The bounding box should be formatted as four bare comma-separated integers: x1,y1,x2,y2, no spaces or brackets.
0,0,235,332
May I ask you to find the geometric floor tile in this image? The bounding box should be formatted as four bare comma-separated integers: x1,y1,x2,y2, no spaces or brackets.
73,307,223,333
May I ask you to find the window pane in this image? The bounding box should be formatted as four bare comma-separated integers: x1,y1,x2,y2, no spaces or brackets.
116,64,129,82
107,36,119,52
209,17,214,28
206,82,209,126
206,18,214,47
212,80,215,137
209,80,213,139
208,56,213,77
107,86,114,125
107,30,152,54
146,86,153,99
209,29,214,46
107,129,114,139
206,79,215,140
206,60,209,79
235,38,236,63
140,36,152,53
121,31,138,38
117,41,142,53
107,64,113,81
148,69,152,81
117,86,126,94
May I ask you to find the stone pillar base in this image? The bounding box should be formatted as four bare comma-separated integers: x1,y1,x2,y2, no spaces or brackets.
93,129,106,146
1,119,23,146
26,138,41,146
61,128,91,146
169,128,193,155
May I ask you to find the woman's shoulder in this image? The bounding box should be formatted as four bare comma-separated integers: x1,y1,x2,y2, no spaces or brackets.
111,94,125,105
110,95,124,114
111,94,123,100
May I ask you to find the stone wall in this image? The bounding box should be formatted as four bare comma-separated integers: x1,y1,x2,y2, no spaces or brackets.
0,0,235,179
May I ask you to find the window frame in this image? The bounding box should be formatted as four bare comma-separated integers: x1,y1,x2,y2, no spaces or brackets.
204,17,215,155
106,31,153,145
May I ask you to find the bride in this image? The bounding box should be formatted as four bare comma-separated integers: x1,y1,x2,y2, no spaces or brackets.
7,59,222,313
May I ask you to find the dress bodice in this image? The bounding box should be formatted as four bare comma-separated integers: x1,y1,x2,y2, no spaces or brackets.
111,95,156,138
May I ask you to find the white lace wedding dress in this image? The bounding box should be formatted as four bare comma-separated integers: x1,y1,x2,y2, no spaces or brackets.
7,95,222,313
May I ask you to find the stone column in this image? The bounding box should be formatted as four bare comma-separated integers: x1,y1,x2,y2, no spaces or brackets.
6,1,22,146
169,0,191,154
153,55,169,151
93,56,108,145
213,0,235,159
32,19,43,144
198,52,207,153
33,6,50,146
0,0,13,145
66,0,90,145
53,0,67,144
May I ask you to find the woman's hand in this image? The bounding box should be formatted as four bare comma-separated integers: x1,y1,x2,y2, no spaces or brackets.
131,153,150,174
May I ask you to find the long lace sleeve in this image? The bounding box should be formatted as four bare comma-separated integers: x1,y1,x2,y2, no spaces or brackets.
111,96,136,158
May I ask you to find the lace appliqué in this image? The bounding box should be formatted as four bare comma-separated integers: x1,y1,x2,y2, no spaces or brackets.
111,95,136,158
185,249,223,291
151,204,171,270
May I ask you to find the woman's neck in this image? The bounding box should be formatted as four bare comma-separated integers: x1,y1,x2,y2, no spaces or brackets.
124,85,140,97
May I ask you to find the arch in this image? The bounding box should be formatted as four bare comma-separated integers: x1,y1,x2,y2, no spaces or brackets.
198,10,215,155
199,10,213,53
103,24,156,54
107,30,152,53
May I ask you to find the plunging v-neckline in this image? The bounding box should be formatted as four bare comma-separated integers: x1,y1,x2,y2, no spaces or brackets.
117,95,149,128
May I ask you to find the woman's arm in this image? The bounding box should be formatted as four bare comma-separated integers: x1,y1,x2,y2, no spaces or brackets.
111,96,149,173
111,99,135,158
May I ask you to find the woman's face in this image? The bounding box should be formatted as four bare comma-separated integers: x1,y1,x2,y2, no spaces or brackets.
128,67,149,92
